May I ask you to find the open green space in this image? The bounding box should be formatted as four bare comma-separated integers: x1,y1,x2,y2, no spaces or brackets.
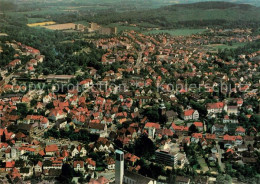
206,42,248,50
27,18,48,24
198,156,209,172
143,29,206,36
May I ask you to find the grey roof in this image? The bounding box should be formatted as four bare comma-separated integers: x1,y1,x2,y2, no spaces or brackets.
115,149,124,155
124,170,155,184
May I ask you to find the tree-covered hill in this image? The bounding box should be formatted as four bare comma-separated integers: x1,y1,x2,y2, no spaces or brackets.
86,1,260,28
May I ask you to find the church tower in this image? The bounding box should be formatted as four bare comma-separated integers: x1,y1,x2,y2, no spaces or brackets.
158,101,166,116
115,149,124,184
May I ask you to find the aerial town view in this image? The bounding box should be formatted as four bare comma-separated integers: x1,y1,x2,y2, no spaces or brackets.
0,0,259,183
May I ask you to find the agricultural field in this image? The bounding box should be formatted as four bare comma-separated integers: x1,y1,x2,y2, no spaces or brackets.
43,23,76,30
143,29,207,36
27,21,56,27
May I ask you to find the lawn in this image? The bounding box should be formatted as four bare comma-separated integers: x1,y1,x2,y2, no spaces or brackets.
198,156,209,172
143,29,206,36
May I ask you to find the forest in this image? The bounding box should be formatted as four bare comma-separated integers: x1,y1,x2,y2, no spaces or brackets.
1,1,260,30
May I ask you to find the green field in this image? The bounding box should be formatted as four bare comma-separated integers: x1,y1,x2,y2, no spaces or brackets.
143,29,206,36
74,21,90,27
102,23,143,33
206,42,248,50
27,18,48,23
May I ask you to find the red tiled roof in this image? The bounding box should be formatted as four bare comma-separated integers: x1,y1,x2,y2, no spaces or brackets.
236,126,245,133
223,134,242,141
74,161,84,168
171,123,189,132
45,144,58,152
205,133,216,140
206,102,224,109
192,133,203,139
184,109,195,116
86,158,96,166
6,161,15,168
193,122,203,127
145,122,160,129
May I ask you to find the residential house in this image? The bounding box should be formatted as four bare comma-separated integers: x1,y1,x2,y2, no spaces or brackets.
235,126,246,136
86,158,96,171
105,157,115,170
170,123,189,135
73,161,85,173
88,123,107,137
124,153,140,166
211,124,228,135
227,106,239,116
144,122,160,139
71,146,80,157
45,144,59,156
175,176,190,184
223,135,243,148
43,159,62,171
193,122,203,132
206,102,225,116
48,109,67,121
5,161,15,171
34,161,42,175
205,133,216,143
80,79,93,89
79,146,87,157
182,109,199,120
191,133,203,143
8,59,21,70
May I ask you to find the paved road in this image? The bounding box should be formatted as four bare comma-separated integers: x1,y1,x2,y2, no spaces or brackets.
135,51,143,68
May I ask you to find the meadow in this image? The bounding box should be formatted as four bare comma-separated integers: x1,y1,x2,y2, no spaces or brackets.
143,29,206,36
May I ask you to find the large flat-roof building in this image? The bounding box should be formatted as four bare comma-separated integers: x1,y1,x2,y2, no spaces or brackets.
123,170,156,184
155,142,188,168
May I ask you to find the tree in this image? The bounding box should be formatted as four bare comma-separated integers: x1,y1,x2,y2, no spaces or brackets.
134,134,156,158
1,131,6,142
216,174,232,184
188,124,198,135
58,163,74,183
16,103,28,117
30,99,37,107
145,107,159,122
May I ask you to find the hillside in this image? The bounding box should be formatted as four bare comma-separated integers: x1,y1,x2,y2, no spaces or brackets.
87,1,260,28
170,1,254,9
